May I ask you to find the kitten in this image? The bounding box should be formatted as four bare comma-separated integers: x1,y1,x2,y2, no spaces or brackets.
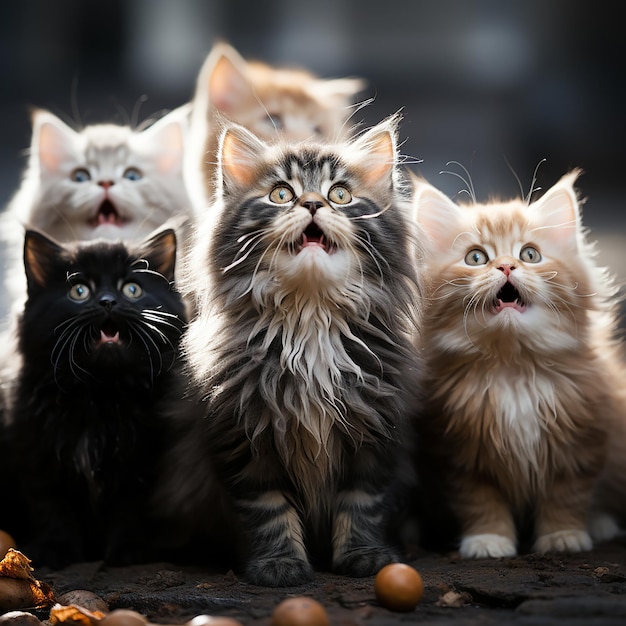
4,227,186,568
164,115,423,586
185,41,365,210
413,170,624,558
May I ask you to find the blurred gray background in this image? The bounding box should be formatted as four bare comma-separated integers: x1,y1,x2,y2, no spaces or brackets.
0,0,624,291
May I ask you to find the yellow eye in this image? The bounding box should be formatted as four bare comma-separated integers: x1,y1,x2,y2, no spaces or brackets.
328,185,352,204
465,248,489,266
68,283,91,301
122,282,143,299
520,246,542,263
269,185,295,204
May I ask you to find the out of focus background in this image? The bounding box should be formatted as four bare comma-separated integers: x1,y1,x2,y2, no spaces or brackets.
0,0,624,274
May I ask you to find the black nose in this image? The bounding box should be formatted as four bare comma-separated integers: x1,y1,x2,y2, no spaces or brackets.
301,200,323,215
99,294,117,311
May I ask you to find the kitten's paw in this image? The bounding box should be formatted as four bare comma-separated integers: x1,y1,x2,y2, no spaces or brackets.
245,556,315,587
459,534,517,559
534,529,592,554
333,546,399,577
588,513,621,543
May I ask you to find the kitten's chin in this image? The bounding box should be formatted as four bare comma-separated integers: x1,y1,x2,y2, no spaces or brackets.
278,247,350,287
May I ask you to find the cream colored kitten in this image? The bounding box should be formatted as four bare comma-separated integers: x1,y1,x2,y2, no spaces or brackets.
413,170,625,558
185,41,365,211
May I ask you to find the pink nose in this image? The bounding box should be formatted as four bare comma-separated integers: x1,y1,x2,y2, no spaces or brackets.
497,263,515,277
98,180,114,189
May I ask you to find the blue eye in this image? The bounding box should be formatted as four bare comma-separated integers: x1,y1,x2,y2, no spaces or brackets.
68,283,91,301
122,282,143,299
71,168,91,183
465,248,489,265
123,167,143,181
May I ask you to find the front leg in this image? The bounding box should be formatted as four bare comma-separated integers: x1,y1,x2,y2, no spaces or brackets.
332,449,399,577
235,490,314,587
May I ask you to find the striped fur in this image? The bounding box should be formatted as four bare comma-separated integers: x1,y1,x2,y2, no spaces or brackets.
165,116,423,585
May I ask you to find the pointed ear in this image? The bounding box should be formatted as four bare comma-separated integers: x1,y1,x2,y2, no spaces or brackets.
530,169,582,252
413,179,463,253
310,77,367,102
200,42,253,114
140,106,187,174
350,114,400,188
219,123,266,189
32,110,79,174
140,228,178,282
24,229,65,289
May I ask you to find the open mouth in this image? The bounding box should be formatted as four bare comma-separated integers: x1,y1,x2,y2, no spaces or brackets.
97,321,122,345
298,223,336,254
89,199,126,227
494,281,527,313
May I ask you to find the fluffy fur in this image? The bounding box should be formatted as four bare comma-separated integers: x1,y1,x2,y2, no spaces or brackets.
185,41,365,211
0,106,193,330
163,115,423,586
413,170,625,558
4,228,186,568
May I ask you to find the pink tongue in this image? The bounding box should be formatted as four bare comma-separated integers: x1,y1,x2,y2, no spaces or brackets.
302,233,326,249
100,330,120,344
98,212,119,225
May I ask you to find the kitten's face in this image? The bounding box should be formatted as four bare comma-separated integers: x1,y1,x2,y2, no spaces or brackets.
22,229,186,382
415,172,593,353
28,109,189,243
212,117,405,298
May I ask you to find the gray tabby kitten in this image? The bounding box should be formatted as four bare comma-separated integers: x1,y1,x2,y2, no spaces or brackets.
164,115,423,586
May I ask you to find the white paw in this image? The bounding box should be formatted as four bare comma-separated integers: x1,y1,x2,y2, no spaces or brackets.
588,513,621,543
459,533,517,558
534,529,592,554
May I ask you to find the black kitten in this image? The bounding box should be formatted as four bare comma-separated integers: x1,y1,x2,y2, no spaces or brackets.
6,228,186,568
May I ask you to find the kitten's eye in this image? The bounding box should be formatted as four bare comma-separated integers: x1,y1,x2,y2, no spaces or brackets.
465,248,489,265
122,282,143,299
269,185,295,204
68,283,91,301
520,246,542,263
71,168,91,183
268,114,284,130
123,167,143,181
328,185,352,205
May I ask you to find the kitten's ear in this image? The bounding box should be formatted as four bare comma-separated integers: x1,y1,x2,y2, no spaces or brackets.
200,42,253,114
310,77,367,102
530,169,582,252
140,228,178,282
140,106,187,174
32,110,79,173
219,123,266,189
350,115,400,188
23,229,64,289
413,177,463,253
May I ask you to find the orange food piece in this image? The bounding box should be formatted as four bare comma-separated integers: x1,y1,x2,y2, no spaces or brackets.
270,597,329,626
374,563,424,612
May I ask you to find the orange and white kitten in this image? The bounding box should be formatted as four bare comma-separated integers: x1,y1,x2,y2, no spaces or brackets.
185,41,365,210
413,170,625,558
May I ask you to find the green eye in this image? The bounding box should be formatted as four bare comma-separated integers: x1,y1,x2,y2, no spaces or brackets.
71,168,91,183
328,185,352,204
520,246,542,263
465,248,489,266
68,283,91,301
122,282,143,299
269,185,295,204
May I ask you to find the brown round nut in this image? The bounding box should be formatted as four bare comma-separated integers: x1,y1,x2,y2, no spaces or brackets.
57,590,109,614
186,617,244,626
0,611,41,626
374,563,424,612
270,597,329,626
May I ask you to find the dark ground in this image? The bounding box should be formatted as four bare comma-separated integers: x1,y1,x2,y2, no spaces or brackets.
14,535,626,626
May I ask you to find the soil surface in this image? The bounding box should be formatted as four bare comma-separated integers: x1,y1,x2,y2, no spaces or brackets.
12,535,626,626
